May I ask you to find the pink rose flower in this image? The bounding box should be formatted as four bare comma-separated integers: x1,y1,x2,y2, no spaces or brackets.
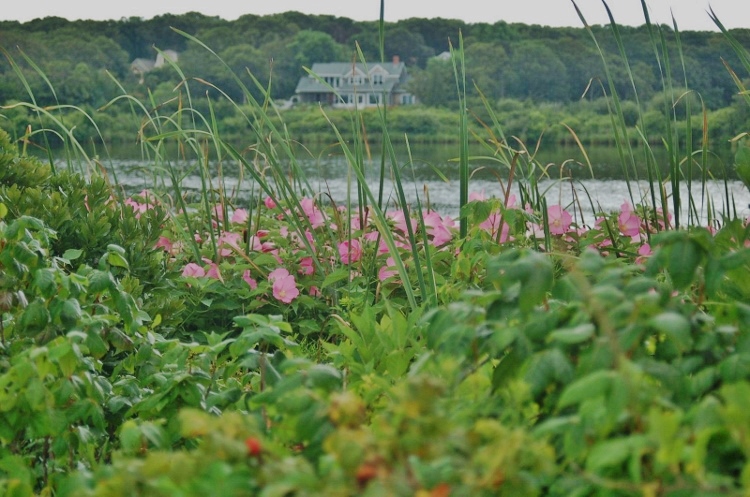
423,211,454,247
182,263,206,278
547,205,572,235
299,257,315,275
469,190,486,201
388,210,416,235
636,243,652,264
300,198,325,229
218,231,243,257
154,236,173,252
231,208,249,224
264,196,277,209
271,273,299,304
125,198,149,218
206,262,223,282
480,212,511,242
268,267,290,282
618,202,641,237
338,239,363,264
242,269,258,290
378,257,398,281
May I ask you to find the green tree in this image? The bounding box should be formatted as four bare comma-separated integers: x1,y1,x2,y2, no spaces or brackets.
257,38,300,99
289,30,348,68
396,18,467,59
193,26,244,53
465,41,509,100
221,43,271,103
349,25,435,67
408,57,457,108
506,40,570,102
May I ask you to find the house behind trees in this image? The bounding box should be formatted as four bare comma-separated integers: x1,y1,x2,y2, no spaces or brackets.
293,56,417,108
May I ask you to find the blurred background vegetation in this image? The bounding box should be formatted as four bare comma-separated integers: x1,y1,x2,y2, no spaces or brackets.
1,12,749,146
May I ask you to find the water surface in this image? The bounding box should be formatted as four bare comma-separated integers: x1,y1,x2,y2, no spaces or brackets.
66,142,750,224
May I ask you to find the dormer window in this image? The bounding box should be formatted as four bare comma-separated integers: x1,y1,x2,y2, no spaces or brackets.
373,74,383,85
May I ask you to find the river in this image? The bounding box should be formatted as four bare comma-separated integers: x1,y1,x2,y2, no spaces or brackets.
70,142,750,225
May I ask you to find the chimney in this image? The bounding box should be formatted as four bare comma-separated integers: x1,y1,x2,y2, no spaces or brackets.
392,55,400,65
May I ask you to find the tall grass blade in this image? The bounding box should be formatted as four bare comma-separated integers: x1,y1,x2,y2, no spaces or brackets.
318,112,419,310
450,33,470,239
572,1,637,209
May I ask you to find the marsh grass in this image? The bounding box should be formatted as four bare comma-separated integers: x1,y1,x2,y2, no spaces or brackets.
570,0,745,232
2,0,745,296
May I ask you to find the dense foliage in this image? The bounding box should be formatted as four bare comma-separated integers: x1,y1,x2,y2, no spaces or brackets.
2,115,750,494
2,4,750,495
1,12,750,146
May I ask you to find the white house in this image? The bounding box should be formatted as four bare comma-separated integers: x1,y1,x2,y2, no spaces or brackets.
294,56,417,108
130,50,179,84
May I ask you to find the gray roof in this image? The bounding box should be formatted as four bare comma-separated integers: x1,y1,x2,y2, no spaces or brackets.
130,58,155,73
295,62,406,94
308,61,404,76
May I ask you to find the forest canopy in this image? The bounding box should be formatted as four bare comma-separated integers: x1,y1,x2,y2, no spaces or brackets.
1,11,749,146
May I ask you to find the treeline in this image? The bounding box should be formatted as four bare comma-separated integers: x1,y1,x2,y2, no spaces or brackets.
0,11,749,146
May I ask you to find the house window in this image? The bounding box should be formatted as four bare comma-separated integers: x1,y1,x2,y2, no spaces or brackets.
369,94,380,105
373,74,383,85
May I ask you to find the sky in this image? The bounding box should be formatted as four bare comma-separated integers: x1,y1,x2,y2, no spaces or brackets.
2,0,748,31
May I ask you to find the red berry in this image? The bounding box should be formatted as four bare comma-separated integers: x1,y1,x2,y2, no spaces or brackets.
355,463,378,486
245,437,262,457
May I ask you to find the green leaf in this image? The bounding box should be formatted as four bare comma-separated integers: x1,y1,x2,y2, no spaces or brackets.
0,455,34,495
85,329,109,358
689,367,717,398
491,341,530,390
49,340,78,377
114,290,137,330
719,248,750,270
533,415,579,437
704,257,724,299
487,249,554,313
649,312,692,354
11,241,40,267
558,370,616,409
510,252,554,313
586,435,646,473
33,268,57,298
718,353,750,383
307,364,343,391
89,270,116,293
524,348,574,396
59,299,83,328
62,248,83,261
107,251,130,269
668,239,701,290
548,323,595,345
106,244,126,256
735,141,750,190
18,299,50,335
119,420,143,453
320,267,351,289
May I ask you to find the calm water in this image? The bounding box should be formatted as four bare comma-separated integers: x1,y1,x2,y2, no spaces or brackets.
67,142,750,223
